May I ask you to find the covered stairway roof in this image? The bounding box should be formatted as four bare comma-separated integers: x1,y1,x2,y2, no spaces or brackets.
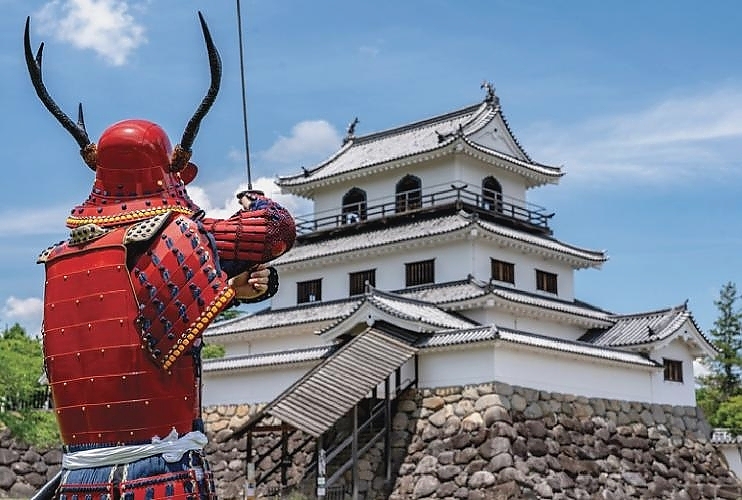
232,327,417,439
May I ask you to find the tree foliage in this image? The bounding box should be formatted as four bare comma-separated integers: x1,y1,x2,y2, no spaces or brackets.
201,343,226,359
0,323,46,408
0,323,59,446
697,282,742,430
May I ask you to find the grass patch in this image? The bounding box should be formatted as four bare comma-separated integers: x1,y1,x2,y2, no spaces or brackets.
0,410,60,448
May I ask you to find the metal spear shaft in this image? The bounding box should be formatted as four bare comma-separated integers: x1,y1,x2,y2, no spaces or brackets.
235,0,253,190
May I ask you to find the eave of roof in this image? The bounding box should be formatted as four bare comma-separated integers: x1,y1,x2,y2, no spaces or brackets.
397,278,612,328
203,345,335,373
417,325,660,368
317,287,478,339
204,297,362,338
272,212,606,269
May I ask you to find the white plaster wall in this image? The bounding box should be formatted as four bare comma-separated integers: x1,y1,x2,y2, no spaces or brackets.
311,156,459,216
719,447,742,480
453,154,527,203
493,346,654,402
471,311,588,342
649,338,698,406
273,235,579,308
418,348,495,387
418,343,673,404
219,331,325,357
471,239,576,300
203,364,316,406
273,239,475,307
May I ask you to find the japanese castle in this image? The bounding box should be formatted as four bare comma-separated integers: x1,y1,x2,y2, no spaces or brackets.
201,82,714,430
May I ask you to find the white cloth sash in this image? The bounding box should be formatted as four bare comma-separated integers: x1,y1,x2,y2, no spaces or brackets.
62,430,207,470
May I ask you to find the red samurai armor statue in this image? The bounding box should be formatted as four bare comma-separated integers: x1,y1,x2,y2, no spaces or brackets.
25,12,295,500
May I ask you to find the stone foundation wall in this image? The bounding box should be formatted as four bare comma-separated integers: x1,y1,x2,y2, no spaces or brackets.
204,382,742,500
386,383,742,499
0,428,61,498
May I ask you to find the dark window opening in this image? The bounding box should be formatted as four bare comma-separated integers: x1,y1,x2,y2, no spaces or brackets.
663,359,683,382
349,269,376,296
482,176,503,212
297,279,322,304
342,188,367,224
405,259,434,286
395,175,422,213
536,270,558,294
491,259,515,284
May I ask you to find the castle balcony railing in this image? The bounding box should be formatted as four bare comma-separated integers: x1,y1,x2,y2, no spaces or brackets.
293,181,554,237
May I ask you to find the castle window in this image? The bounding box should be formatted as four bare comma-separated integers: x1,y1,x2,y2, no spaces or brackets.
349,269,376,296
536,270,558,294
491,259,515,284
297,279,322,304
482,176,503,212
663,359,683,382
342,188,367,224
395,175,422,213
405,259,434,286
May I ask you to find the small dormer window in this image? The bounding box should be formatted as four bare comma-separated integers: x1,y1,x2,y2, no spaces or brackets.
342,188,367,224
663,359,683,382
482,176,503,212
395,175,422,213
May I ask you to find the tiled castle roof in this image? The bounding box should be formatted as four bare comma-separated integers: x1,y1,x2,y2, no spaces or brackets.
277,98,562,192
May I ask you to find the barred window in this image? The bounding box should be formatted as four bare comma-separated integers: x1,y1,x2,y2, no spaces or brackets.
297,279,322,304
342,188,367,225
491,259,515,284
405,259,434,287
349,269,376,296
536,270,558,294
395,175,422,213
663,359,683,382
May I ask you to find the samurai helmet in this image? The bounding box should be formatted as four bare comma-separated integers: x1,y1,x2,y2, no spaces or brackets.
24,12,221,228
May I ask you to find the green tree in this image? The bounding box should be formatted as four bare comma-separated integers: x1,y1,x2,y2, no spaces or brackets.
201,343,226,359
714,395,742,434
0,323,45,405
697,282,742,425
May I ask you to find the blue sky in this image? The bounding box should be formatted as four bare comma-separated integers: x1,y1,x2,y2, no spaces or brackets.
1,0,741,338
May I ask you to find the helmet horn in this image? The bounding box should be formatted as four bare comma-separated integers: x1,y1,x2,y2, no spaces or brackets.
170,12,222,172
24,17,97,170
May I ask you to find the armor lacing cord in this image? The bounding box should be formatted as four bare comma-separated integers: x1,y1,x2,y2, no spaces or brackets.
62,429,207,470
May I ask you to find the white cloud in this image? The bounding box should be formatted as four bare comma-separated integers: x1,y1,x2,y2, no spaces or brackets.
189,177,312,221
35,0,147,66
2,297,43,336
260,120,341,165
525,86,742,185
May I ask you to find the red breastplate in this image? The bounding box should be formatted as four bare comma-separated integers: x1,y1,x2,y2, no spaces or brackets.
42,215,233,446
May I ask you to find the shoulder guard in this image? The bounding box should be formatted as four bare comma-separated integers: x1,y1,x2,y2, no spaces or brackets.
69,223,110,247
37,241,65,264
37,222,110,263
124,211,172,244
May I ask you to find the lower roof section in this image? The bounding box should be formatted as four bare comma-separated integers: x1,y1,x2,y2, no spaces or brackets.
232,327,417,439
